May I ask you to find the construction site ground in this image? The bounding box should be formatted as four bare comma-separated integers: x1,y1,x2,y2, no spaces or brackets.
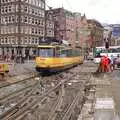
0,61,120,120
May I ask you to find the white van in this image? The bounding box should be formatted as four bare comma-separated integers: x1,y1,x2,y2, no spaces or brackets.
88,52,94,60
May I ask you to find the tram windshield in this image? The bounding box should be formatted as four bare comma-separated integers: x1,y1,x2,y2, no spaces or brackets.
39,48,54,57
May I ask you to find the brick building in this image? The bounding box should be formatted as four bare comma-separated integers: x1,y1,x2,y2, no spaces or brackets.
77,18,104,52
47,8,76,47
45,10,54,41
77,14,89,49
0,0,45,57
73,12,82,48
87,19,104,47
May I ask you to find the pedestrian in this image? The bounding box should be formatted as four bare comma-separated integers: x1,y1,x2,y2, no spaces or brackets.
110,55,115,71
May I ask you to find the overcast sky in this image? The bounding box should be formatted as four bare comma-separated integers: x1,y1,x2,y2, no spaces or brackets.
46,0,120,24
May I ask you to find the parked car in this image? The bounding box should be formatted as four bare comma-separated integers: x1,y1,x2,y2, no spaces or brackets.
93,53,101,64
87,52,94,60
115,57,120,68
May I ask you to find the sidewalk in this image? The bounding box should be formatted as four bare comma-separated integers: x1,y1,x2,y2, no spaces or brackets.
78,73,120,120
93,73,120,120
8,60,35,76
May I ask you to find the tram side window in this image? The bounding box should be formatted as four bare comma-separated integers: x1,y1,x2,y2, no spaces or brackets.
67,49,72,57
39,48,54,57
72,50,78,57
75,50,80,56
60,50,67,57
56,51,61,57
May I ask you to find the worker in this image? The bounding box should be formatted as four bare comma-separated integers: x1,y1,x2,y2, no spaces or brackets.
100,55,106,72
104,55,111,72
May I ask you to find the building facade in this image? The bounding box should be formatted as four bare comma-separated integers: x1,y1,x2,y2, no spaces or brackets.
73,12,82,48
0,0,45,57
87,19,104,47
103,25,112,46
78,14,89,49
45,10,54,41
47,8,76,47
76,18,104,53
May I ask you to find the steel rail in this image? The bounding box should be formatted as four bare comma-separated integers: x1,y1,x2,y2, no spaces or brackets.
1,73,78,120
0,73,38,89
0,82,37,104
61,73,92,120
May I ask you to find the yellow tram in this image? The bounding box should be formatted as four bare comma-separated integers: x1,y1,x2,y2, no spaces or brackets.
35,43,84,72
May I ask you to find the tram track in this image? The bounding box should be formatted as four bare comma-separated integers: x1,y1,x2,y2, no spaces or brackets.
0,74,38,102
52,73,92,120
0,69,80,120
21,70,93,120
0,63,96,120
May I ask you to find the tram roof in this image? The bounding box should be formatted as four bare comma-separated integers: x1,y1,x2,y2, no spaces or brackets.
37,44,71,49
37,45,56,48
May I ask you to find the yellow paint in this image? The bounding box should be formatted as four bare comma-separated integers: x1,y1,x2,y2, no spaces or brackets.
35,56,83,69
0,63,9,72
36,44,84,70
37,45,56,48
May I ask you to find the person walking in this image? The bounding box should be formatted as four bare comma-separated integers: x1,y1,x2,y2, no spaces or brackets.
110,55,115,71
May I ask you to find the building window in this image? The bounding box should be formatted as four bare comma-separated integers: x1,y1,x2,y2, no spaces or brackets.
39,29,41,34
16,5,19,12
8,6,11,12
5,16,8,23
32,28,34,34
35,9,37,15
24,37,28,44
32,38,34,44
9,16,12,23
24,16,28,23
38,20,40,25
5,6,8,13
32,9,34,14
35,29,37,34
24,6,28,12
35,38,38,44
1,38,4,44
32,18,34,24
5,37,7,44
28,17,31,23
35,19,37,24
12,16,15,22
1,7,4,13
28,37,31,44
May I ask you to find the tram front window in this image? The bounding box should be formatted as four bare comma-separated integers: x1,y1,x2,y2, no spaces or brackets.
39,48,54,57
